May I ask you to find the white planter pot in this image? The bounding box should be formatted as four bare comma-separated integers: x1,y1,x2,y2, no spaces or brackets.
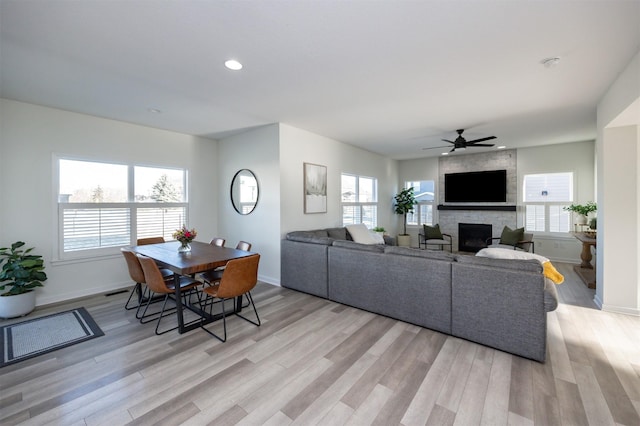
0,291,36,319
575,214,588,225
397,234,411,247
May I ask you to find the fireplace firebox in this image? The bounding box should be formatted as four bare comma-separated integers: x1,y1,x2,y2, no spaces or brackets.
459,223,492,253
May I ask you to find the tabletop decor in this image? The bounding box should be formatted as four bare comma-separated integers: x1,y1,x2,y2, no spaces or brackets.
173,225,197,252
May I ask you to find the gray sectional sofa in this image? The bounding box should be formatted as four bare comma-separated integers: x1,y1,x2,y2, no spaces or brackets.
281,227,559,362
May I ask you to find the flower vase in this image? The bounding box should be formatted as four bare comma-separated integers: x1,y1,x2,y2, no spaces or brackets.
178,241,191,253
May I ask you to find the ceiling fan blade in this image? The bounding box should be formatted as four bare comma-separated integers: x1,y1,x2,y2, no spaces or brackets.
466,136,497,144
442,139,455,144
422,145,451,150
467,143,495,147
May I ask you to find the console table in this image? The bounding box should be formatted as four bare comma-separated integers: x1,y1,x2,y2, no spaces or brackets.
572,232,596,289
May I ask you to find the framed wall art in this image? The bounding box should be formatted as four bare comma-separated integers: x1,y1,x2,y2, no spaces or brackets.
304,162,327,214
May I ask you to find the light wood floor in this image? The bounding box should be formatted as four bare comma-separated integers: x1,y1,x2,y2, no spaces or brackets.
1,263,639,425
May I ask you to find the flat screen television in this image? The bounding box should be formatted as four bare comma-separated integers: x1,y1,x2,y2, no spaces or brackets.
444,169,507,202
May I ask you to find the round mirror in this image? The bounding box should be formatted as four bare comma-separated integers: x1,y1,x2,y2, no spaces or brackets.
230,169,259,215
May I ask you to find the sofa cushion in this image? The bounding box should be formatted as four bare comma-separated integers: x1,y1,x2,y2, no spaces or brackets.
326,227,348,240
476,247,564,284
455,253,543,273
286,231,333,245
345,223,382,245
424,224,443,240
332,240,386,252
385,245,456,262
499,225,524,246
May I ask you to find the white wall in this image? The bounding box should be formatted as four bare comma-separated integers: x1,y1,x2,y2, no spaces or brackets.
217,124,281,285
0,99,218,306
279,123,398,235
596,49,640,315
517,140,595,262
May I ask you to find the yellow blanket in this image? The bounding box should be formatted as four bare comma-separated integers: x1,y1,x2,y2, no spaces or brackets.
543,261,564,284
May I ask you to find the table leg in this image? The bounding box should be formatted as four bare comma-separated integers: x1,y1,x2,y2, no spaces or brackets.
174,274,185,333
579,242,593,269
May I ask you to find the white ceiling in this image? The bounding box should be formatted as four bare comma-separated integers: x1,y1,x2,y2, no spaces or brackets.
1,0,639,160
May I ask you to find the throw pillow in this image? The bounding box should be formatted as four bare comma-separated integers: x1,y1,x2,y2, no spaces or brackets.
499,225,524,246
345,223,379,245
424,224,443,240
475,247,564,284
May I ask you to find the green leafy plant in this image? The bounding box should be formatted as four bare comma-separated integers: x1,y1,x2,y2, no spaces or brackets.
0,241,48,296
564,202,597,216
394,187,417,235
372,226,386,233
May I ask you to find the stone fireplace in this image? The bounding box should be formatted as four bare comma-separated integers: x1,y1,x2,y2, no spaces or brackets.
438,206,517,253
458,223,492,252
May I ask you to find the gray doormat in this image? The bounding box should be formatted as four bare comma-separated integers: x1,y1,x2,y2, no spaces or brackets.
1,307,104,367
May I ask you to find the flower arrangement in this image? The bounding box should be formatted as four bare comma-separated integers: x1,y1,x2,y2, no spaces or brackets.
173,225,197,245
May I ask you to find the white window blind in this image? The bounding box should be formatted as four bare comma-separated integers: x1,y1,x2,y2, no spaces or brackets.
341,173,378,228
58,158,188,258
523,172,573,233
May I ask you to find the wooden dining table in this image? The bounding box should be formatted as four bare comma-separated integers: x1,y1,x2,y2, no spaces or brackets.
130,240,255,333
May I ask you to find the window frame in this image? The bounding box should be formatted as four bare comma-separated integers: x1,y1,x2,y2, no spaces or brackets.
404,180,436,228
522,172,573,234
54,156,189,261
341,173,378,229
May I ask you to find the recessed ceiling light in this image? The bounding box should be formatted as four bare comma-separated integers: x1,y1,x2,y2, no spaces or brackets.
541,57,561,68
441,152,448,156
225,59,243,71
497,145,506,149
148,108,162,114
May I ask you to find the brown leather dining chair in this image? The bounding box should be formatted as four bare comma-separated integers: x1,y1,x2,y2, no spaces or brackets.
200,254,261,342
200,241,252,286
136,236,166,246
121,248,173,316
137,254,203,335
210,237,226,247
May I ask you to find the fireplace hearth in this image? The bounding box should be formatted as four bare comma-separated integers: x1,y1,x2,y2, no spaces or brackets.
459,223,492,253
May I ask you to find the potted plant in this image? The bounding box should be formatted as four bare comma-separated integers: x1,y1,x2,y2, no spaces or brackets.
564,202,597,225
372,226,386,235
0,241,48,318
394,187,417,246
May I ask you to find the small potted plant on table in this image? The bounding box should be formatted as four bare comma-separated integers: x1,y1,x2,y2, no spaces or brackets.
564,202,597,225
0,241,48,318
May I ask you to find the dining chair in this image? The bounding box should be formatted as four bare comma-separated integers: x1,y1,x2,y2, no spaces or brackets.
200,254,261,342
136,254,203,335
121,248,173,316
200,241,252,286
210,237,226,247
136,236,166,246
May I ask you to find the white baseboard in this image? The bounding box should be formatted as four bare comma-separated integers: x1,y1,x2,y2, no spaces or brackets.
601,303,640,316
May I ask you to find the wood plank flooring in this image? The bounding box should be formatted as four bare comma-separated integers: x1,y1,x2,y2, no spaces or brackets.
1,262,639,425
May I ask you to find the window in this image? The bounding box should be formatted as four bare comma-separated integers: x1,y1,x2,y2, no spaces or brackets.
58,158,188,257
523,172,573,233
341,173,377,228
405,180,435,227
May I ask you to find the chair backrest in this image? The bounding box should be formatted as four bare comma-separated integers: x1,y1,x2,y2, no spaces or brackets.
517,233,534,252
210,237,226,247
121,248,145,284
137,254,172,294
137,236,165,246
216,254,260,299
236,241,252,251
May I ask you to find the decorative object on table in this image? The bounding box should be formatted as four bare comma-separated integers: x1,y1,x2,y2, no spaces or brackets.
230,169,259,215
303,162,327,214
0,241,48,319
172,225,197,252
589,217,597,230
0,307,103,367
393,187,417,247
564,202,597,225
